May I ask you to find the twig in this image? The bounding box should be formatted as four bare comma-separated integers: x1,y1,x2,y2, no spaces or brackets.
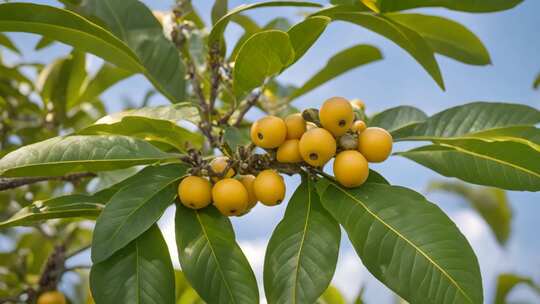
66,244,91,259
208,46,222,117
234,89,263,126
0,172,96,192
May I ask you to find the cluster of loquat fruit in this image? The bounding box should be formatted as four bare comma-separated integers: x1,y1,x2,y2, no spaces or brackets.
250,96,393,188
177,97,393,217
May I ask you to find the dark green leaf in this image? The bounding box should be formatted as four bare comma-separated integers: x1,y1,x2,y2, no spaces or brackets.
34,36,55,50
212,0,228,25
330,12,444,89
317,179,483,304
175,205,259,304
92,164,186,263
369,105,427,134
428,181,511,246
91,225,175,304
398,141,540,191
208,1,322,51
533,73,540,89
233,30,294,100
290,44,382,100
366,169,389,184
0,135,177,177
369,0,523,13
0,33,19,54
80,0,186,103
287,16,331,65
387,14,490,65
264,178,340,304
494,273,540,304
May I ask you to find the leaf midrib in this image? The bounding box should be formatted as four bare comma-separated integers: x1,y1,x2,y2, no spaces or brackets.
329,181,474,304
292,180,312,303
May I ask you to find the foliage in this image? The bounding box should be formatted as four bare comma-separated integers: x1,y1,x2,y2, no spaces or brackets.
0,0,538,303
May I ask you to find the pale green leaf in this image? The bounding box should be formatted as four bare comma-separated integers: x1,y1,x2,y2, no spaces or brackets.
317,286,346,304
370,0,523,13
287,16,331,65
369,105,427,134
494,273,540,304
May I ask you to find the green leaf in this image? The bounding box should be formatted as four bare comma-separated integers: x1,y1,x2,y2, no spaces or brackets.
494,273,540,304
369,0,523,13
92,164,185,263
369,105,427,134
0,194,103,228
79,0,186,103
317,286,346,304
317,179,483,304
394,102,540,141
0,33,19,54
329,12,444,89
95,103,200,125
212,0,228,25
290,44,382,100
0,135,177,177
34,36,55,50
223,126,250,151
264,178,340,304
208,1,322,51
233,30,294,100
398,141,540,191
428,181,512,246
287,16,330,65
91,225,175,304
77,63,134,105
78,116,203,152
366,169,390,184
175,205,259,304
387,14,490,65
533,73,540,89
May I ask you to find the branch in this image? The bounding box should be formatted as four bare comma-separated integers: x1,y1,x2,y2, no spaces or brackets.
0,172,96,192
234,89,263,126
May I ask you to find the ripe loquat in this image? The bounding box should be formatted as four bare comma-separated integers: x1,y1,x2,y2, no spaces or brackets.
319,97,354,136
178,176,212,209
276,139,302,163
284,113,306,139
209,156,235,181
352,120,367,133
212,178,249,216
254,170,285,206
333,150,369,188
37,291,67,304
298,128,336,167
250,116,287,149
239,175,258,210
350,99,366,111
358,127,393,163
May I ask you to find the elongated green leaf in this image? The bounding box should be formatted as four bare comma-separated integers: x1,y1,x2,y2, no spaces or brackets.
369,0,523,13
175,205,259,304
92,164,185,263
0,33,19,54
428,181,511,246
290,44,382,100
387,14,490,65
77,63,134,105
0,135,177,177
369,105,427,134
398,141,540,191
79,116,203,152
212,0,228,25
464,126,540,152
265,178,340,304
96,103,200,125
287,16,331,65
80,0,186,103
208,1,321,50
34,36,55,50
534,73,540,89
324,12,444,89
317,286,346,304
317,179,483,304
0,194,103,228
233,30,294,99
494,273,540,304
0,3,139,70
91,225,175,304
394,102,540,141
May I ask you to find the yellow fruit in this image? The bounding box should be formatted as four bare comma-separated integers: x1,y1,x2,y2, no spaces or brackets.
254,170,285,206
358,127,393,163
239,175,258,210
276,139,302,163
298,128,336,167
209,156,235,181
284,113,306,139
333,150,369,188
319,97,354,136
178,176,212,209
250,116,287,149
212,178,249,216
37,291,67,304
350,99,366,110
352,120,367,133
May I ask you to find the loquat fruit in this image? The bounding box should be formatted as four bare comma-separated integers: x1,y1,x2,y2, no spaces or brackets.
250,115,287,149
298,128,336,167
352,120,367,133
212,178,249,216
239,175,258,210
358,127,393,163
284,113,306,139
209,156,235,181
37,291,67,304
276,139,303,163
178,176,212,209
319,97,354,136
333,150,369,188
254,170,285,206
350,99,366,111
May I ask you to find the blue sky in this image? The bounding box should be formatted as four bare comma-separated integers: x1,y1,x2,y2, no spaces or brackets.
3,0,540,303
